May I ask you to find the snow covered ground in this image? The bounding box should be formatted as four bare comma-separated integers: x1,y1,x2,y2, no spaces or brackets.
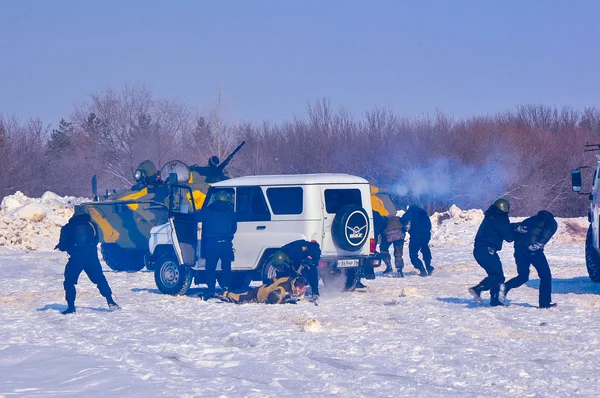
1,193,600,397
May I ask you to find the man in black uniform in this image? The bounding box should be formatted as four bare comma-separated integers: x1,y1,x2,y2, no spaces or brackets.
265,239,321,302
200,190,237,298
55,206,120,314
468,198,514,306
504,210,558,308
400,204,433,276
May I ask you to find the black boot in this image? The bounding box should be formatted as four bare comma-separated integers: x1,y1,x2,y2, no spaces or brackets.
107,296,121,311
382,264,393,275
426,266,434,275
490,290,504,307
62,302,76,315
540,303,557,309
499,284,508,304
468,283,485,305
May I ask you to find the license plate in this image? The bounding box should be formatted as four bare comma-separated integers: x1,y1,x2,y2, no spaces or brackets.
337,259,359,268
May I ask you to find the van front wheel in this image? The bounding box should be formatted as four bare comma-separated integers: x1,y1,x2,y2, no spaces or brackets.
154,253,192,295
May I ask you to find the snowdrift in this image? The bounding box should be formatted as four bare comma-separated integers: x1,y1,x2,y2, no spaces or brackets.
0,191,87,251
0,192,588,252
428,204,588,247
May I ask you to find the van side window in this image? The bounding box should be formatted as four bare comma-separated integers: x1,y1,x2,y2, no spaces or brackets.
236,186,271,222
266,187,303,215
324,189,362,214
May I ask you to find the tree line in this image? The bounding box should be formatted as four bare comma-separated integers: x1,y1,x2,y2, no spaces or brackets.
1,83,598,217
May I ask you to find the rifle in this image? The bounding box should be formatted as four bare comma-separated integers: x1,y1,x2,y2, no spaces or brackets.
217,141,246,171
585,144,600,152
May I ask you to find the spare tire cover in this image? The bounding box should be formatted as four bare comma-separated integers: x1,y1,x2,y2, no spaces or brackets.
332,204,370,252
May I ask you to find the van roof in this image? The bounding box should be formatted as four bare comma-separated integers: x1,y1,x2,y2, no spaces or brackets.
212,173,369,187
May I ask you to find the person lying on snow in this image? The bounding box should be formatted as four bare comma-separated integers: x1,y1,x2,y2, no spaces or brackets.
218,276,307,304
264,240,321,301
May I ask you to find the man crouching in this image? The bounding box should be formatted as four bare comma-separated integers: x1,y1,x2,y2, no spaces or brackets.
218,277,307,304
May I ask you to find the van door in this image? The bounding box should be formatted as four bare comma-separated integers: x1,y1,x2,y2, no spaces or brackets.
168,185,199,266
232,185,272,270
320,186,365,255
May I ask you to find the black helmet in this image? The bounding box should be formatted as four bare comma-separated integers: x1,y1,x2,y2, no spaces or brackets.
493,198,510,213
537,210,554,219
213,191,231,203
209,156,220,167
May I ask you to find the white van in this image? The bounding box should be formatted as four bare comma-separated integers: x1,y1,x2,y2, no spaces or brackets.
147,173,380,295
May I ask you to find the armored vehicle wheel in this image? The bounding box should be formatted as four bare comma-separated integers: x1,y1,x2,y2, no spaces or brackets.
586,226,600,282
154,253,192,295
101,244,147,272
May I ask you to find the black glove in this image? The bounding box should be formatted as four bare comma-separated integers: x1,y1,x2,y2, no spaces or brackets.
402,221,411,233
516,225,528,234
528,243,544,252
281,293,298,304
300,258,313,268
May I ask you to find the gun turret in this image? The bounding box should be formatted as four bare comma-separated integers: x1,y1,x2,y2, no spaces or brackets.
217,141,246,171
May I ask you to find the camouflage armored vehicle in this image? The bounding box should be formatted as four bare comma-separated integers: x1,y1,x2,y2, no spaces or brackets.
81,142,245,272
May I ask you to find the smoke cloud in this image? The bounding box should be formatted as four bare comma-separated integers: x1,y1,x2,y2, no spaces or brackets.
391,152,518,210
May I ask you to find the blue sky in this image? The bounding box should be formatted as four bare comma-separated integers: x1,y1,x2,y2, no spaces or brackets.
2,0,599,127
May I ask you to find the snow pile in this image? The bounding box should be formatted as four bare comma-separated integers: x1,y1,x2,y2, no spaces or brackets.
427,205,587,247
429,205,485,246
0,192,589,252
0,191,87,252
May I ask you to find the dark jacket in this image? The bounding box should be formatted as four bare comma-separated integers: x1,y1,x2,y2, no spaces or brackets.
201,201,237,241
474,205,514,251
56,214,99,256
512,210,558,251
281,240,321,268
373,211,387,239
400,206,431,235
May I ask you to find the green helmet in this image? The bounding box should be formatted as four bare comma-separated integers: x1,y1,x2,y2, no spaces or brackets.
271,250,291,268
493,198,510,213
136,160,158,183
213,191,231,203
